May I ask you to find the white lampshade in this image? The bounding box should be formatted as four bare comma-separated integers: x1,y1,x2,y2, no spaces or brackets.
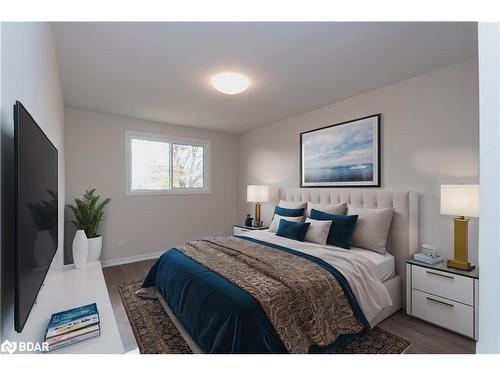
247,185,269,203
440,184,479,217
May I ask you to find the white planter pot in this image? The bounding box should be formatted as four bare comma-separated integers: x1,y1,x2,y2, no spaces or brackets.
72,230,88,268
87,236,103,262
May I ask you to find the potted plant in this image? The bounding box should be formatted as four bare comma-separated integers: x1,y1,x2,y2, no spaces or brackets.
68,189,111,263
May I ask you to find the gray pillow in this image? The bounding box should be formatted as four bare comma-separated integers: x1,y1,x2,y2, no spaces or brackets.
347,205,394,254
306,202,346,217
304,218,332,245
278,200,307,209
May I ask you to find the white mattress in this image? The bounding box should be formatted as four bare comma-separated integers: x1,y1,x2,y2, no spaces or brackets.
347,246,395,282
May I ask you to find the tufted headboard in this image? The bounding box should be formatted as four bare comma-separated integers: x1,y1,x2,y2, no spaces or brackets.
279,188,418,280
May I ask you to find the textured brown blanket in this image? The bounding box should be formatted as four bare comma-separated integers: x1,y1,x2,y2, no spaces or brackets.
177,236,364,353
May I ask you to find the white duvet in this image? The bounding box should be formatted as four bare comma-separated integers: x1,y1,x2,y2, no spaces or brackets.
240,230,393,323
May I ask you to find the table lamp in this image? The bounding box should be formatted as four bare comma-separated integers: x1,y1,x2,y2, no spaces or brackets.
440,184,479,271
247,185,269,227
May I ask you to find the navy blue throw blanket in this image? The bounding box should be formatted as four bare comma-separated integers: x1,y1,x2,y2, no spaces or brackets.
141,236,369,353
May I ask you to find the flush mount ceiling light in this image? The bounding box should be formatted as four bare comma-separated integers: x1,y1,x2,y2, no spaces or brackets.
211,72,250,95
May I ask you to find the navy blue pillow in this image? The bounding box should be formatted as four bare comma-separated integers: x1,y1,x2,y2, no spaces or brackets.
273,206,305,217
310,209,358,249
276,219,311,242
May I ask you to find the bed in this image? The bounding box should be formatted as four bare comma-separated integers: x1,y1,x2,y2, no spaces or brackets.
138,189,418,353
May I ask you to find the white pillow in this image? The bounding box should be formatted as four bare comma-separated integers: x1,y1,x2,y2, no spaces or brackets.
306,202,346,217
269,214,304,233
304,218,333,245
347,205,394,254
278,200,307,210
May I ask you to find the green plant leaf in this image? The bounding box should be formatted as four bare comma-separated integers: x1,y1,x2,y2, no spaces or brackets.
67,189,111,239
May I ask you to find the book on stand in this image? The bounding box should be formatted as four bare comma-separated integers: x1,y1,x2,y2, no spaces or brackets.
44,303,100,351
413,252,444,264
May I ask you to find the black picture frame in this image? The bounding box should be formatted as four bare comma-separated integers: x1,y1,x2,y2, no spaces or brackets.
300,114,381,188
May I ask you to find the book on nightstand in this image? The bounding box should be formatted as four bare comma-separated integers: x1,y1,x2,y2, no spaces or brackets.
44,303,101,351
413,252,444,264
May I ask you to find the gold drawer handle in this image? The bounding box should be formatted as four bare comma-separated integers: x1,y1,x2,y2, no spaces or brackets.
426,270,454,280
426,296,454,308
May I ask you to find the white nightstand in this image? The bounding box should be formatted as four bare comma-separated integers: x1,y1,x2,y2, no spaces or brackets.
406,259,479,340
233,225,269,236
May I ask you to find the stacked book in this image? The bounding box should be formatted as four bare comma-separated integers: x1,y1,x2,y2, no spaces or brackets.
44,303,101,351
413,251,444,265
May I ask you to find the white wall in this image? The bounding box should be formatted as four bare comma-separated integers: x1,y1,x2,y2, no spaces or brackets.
477,23,500,354
64,108,239,265
0,23,65,339
238,60,479,263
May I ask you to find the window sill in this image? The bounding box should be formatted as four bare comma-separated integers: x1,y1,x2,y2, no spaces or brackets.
126,188,211,196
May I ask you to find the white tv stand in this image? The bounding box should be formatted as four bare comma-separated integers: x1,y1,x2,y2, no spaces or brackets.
10,261,123,354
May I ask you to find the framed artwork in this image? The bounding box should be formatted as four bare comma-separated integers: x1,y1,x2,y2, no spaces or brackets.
300,114,381,187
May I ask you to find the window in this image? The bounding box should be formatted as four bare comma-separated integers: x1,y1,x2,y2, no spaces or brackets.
126,131,210,195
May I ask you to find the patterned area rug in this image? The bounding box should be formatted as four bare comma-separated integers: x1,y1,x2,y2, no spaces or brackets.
118,279,410,354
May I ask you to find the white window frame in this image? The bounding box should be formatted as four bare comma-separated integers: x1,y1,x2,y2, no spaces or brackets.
125,130,211,196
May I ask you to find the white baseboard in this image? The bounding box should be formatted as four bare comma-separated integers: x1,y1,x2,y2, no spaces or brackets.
101,251,164,268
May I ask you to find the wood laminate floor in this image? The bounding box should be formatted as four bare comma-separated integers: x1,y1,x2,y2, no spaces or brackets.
103,259,476,354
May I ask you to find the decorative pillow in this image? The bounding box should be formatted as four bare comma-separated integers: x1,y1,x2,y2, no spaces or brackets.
278,200,307,210
269,214,304,233
306,202,346,217
304,218,333,245
276,219,311,242
274,206,305,217
310,209,358,249
347,205,395,254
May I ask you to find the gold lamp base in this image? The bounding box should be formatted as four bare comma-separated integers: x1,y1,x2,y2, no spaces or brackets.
254,202,263,227
447,216,475,272
446,259,475,272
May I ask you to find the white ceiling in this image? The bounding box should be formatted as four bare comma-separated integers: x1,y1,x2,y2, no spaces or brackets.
53,22,477,134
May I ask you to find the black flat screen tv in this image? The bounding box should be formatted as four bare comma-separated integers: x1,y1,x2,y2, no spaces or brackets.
14,101,58,332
